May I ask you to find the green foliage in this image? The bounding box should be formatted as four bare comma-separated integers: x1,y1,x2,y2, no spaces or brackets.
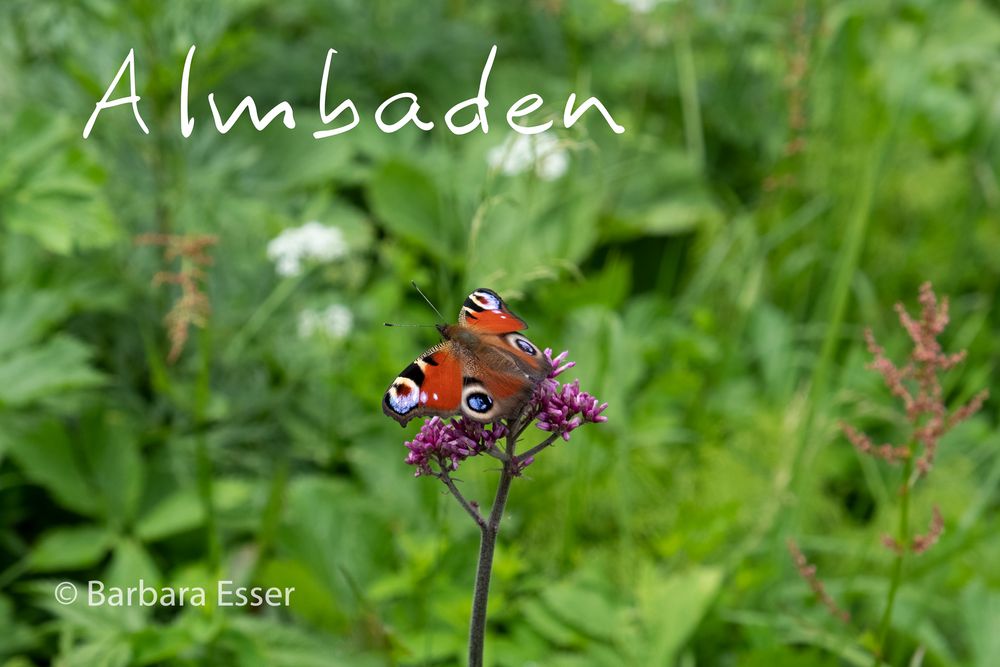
0,0,998,665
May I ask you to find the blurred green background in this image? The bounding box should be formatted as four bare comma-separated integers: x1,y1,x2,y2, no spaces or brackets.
1,0,998,665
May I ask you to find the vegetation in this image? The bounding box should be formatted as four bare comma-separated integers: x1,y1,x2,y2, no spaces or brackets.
0,1,997,665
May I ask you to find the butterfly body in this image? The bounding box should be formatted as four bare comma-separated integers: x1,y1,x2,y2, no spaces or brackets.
383,289,551,426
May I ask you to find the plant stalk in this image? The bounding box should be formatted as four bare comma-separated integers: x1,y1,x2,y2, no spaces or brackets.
468,436,517,667
872,452,913,665
194,328,221,574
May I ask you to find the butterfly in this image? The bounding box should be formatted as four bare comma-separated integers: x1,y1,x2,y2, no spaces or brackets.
383,288,552,426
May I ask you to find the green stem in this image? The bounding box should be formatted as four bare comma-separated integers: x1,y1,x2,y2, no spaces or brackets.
194,328,221,574
222,272,307,365
675,23,705,173
252,456,289,581
872,453,913,664
438,470,487,530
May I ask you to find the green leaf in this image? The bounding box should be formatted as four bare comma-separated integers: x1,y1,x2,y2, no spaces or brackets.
0,111,120,255
27,578,125,634
101,538,162,631
0,593,37,656
57,635,132,667
617,198,722,239
0,335,104,407
466,187,601,292
5,183,119,254
5,419,101,517
128,621,200,666
541,581,624,643
277,477,394,618
80,412,143,526
257,558,346,631
636,566,723,664
520,598,589,648
962,583,1000,667
28,525,113,572
227,616,386,667
367,160,456,260
106,539,161,591
748,303,796,400
134,490,205,542
0,290,70,357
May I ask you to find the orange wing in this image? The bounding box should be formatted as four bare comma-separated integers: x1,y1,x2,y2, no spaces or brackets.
382,342,463,426
457,288,528,334
454,331,553,423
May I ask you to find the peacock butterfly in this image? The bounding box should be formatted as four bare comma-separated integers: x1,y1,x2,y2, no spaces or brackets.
383,288,552,426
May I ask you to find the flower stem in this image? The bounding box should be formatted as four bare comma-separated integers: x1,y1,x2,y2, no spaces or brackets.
516,432,559,464
468,436,516,667
873,452,913,665
438,470,486,530
194,329,221,575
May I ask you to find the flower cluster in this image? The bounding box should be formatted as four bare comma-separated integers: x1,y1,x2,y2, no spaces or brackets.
404,417,506,477
840,282,988,560
402,349,607,476
910,506,945,555
486,133,570,181
786,539,851,623
297,303,353,340
135,233,218,363
531,350,608,439
840,423,910,464
882,506,945,555
612,0,661,14
267,221,348,277
844,282,988,476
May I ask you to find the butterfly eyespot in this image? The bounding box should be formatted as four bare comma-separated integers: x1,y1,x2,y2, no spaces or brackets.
460,381,498,419
465,392,493,413
505,333,539,356
469,290,502,311
385,378,420,415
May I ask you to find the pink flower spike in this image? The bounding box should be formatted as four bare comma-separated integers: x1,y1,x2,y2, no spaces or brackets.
843,283,987,479
911,506,944,555
786,539,851,623
881,534,903,555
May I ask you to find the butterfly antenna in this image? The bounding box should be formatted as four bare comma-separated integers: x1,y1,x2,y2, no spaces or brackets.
383,322,437,328
410,281,446,322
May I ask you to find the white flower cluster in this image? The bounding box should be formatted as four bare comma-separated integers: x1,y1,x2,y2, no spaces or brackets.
267,221,348,277
486,133,570,181
613,0,661,13
297,303,353,340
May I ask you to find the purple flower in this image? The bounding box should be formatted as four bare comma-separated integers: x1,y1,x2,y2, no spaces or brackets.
534,378,609,439
404,417,505,477
531,349,608,439
403,349,607,474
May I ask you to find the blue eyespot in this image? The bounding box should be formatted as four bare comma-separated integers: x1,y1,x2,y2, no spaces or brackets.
515,338,536,355
466,392,493,413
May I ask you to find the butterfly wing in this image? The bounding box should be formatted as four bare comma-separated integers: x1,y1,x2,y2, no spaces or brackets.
382,342,463,426
458,288,528,333
453,331,553,423
486,331,552,377
453,289,553,422
457,344,550,423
